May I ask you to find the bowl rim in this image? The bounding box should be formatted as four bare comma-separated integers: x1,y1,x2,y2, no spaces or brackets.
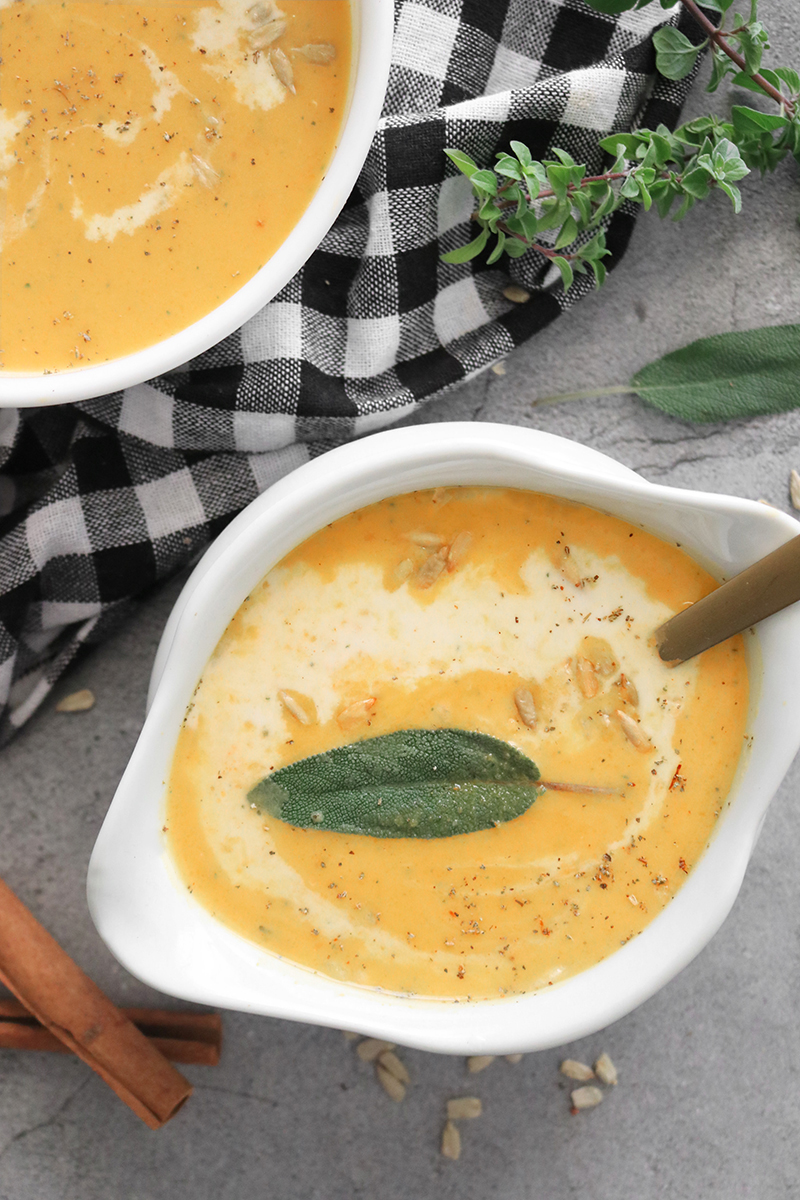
88,422,800,1054
0,0,394,408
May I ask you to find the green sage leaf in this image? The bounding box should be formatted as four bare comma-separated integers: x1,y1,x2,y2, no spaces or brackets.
630,324,800,421
248,729,543,839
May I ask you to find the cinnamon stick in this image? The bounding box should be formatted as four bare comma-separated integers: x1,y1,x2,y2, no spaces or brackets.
0,877,192,1128
0,999,222,1066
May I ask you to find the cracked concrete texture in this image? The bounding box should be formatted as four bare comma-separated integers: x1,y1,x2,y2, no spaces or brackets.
4,12,800,1199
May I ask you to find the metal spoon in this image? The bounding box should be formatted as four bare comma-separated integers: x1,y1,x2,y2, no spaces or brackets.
655,533,800,664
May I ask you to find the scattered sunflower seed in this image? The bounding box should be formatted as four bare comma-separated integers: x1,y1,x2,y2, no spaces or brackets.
615,708,651,752
557,546,583,587
447,1096,482,1120
356,1037,395,1063
248,1,276,25
377,1049,410,1085
575,656,599,699
55,688,95,713
581,636,616,676
560,1059,594,1081
466,1054,495,1074
571,1085,604,1110
393,557,415,586
407,531,445,547
191,154,219,189
616,672,639,707
414,546,448,589
441,1119,462,1160
341,1030,359,1042
513,687,537,729
502,284,530,304
505,1053,523,1065
292,42,336,63
278,688,316,725
446,531,472,571
337,697,376,729
248,17,287,50
491,361,507,376
790,468,800,510
594,1051,618,1086
271,46,295,92
376,1062,406,1102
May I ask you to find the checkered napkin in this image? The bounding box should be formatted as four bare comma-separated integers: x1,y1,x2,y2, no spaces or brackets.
0,0,703,744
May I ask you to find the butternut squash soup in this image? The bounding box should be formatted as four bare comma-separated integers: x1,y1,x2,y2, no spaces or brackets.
0,0,350,372
166,487,750,1000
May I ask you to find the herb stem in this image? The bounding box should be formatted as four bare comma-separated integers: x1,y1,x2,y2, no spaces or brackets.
531,384,632,406
680,0,795,115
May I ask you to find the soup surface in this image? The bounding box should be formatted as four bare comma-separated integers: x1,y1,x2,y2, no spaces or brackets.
0,0,350,372
166,487,750,1000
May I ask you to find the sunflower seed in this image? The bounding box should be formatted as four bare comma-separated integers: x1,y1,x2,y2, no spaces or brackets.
615,709,651,752
271,47,295,92
407,531,445,547
616,672,639,707
441,1120,461,1159
505,1053,523,1064
55,688,95,713
594,1051,618,1085
503,284,530,304
466,1054,495,1074
557,546,583,588
560,1059,594,1081
248,1,276,25
356,1037,395,1062
581,636,616,676
378,1049,410,1085
414,546,448,588
337,697,376,729
292,42,336,63
376,1062,406,1101
191,154,219,189
447,1096,482,1120
791,468,800,510
248,17,287,49
446,531,473,571
432,487,451,505
342,1030,359,1042
571,1085,604,1110
278,688,317,725
513,687,537,729
575,656,599,699
393,557,415,586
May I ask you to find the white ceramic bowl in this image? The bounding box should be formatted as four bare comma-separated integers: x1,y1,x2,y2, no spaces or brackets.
88,423,800,1054
0,0,393,409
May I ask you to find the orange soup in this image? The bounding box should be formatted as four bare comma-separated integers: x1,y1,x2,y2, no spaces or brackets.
0,0,351,372
166,487,750,1000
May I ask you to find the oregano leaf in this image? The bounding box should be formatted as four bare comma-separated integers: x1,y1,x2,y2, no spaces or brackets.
653,27,704,81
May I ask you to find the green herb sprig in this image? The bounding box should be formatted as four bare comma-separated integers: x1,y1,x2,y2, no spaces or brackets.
443,0,800,292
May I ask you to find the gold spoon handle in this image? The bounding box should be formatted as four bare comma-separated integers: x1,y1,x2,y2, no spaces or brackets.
655,533,800,664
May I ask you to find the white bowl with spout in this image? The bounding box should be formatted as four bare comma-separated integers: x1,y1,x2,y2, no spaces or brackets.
87,422,800,1053
0,0,393,408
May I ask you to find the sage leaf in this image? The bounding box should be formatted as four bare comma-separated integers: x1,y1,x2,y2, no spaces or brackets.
248,729,543,839
630,324,800,422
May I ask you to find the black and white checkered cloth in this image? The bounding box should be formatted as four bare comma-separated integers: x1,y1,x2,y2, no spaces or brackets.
0,0,702,743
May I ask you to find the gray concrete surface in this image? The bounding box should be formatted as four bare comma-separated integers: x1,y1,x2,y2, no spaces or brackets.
3,13,800,1198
